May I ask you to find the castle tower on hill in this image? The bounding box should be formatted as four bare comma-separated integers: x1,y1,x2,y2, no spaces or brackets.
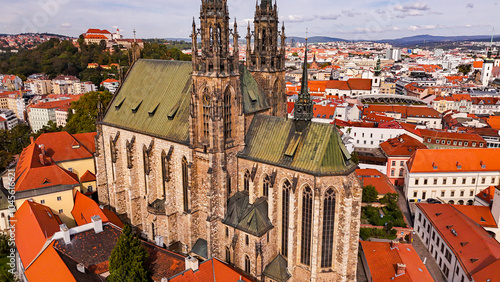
95,0,362,281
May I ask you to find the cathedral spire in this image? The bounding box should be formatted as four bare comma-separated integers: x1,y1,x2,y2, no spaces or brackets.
374,57,381,76
294,33,313,131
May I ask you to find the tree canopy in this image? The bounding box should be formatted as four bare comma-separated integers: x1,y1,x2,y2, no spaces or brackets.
108,224,150,282
362,185,378,203
65,90,113,134
0,38,191,84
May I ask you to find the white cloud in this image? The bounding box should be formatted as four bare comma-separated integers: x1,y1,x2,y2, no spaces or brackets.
59,23,72,28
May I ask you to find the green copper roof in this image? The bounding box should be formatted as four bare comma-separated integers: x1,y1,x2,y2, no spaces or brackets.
223,191,273,237
238,115,356,176
101,59,192,144
191,238,208,259
240,65,269,114
263,254,291,282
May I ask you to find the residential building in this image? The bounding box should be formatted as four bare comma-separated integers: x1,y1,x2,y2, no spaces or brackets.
0,109,18,130
28,97,78,132
1,75,22,90
325,78,372,98
380,134,427,186
52,75,79,95
73,81,97,94
0,188,9,232
404,148,500,204
363,105,442,129
419,129,486,149
100,78,119,93
34,131,97,193
14,140,80,226
414,203,500,281
359,241,433,281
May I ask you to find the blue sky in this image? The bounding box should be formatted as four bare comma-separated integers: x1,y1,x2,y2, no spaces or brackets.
0,0,498,40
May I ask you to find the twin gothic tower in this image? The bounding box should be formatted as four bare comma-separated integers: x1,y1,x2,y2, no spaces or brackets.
96,0,361,281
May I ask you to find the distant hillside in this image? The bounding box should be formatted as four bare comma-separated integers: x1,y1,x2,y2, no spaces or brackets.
288,36,347,44
287,34,500,47
378,34,500,46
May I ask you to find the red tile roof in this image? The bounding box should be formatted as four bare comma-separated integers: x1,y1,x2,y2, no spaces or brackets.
80,170,96,183
407,148,500,173
363,113,395,123
360,241,433,281
86,29,111,34
472,258,500,281
419,129,485,143
25,241,76,282
12,201,62,268
380,134,427,157
453,205,497,228
14,142,79,192
169,257,254,282
473,61,484,69
313,104,336,119
356,169,396,195
476,186,496,205
35,131,95,162
71,191,123,228
417,203,500,279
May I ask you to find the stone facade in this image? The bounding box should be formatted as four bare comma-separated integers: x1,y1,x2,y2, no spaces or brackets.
95,0,362,281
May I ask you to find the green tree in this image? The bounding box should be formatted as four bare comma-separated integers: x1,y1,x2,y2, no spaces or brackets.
362,185,378,203
350,151,359,165
99,40,107,51
32,121,62,139
292,52,299,57
65,90,113,134
108,224,150,282
457,64,471,75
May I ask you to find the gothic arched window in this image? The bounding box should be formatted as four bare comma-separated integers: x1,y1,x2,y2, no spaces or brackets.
281,180,291,257
321,188,336,268
244,170,251,192
161,150,169,197
226,247,231,264
224,88,232,140
262,174,270,197
203,95,210,139
301,186,313,265
244,255,250,273
182,157,189,212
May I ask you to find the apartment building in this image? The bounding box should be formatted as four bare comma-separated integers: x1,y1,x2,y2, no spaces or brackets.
414,203,500,281
404,149,500,204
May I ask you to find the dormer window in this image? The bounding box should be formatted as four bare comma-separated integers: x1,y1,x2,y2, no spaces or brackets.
456,162,462,169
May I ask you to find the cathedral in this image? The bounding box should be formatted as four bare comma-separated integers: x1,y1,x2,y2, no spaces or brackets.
95,0,362,281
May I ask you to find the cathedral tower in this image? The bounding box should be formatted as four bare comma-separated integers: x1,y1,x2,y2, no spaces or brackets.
246,0,286,116
189,0,244,259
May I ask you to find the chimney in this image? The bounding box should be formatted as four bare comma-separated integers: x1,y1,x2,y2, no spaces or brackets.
39,144,45,156
396,263,406,276
60,224,70,244
30,136,34,144
390,240,399,249
185,256,199,272
39,154,45,166
76,263,85,273
91,215,103,233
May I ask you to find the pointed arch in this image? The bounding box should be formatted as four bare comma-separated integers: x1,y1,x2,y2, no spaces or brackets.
301,185,313,265
262,174,270,197
202,92,211,139
182,157,189,212
281,179,291,257
161,150,169,197
223,86,233,140
244,170,251,192
321,188,336,268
